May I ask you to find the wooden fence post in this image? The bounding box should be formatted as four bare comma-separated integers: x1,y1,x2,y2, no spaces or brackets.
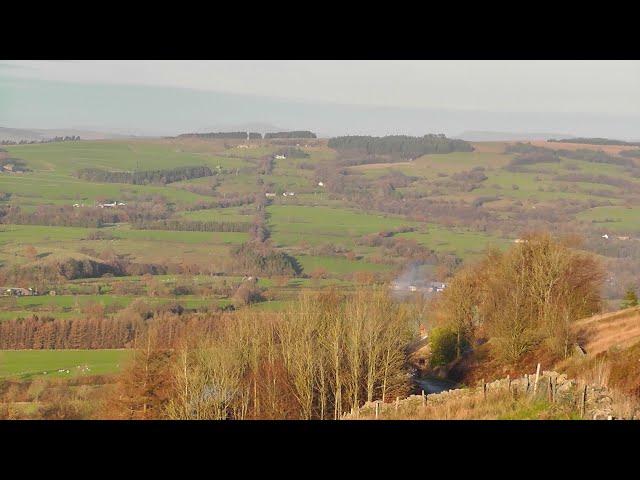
525,374,530,394
482,379,487,400
533,363,541,395
395,396,399,413
548,377,553,402
375,401,380,420
421,390,426,408
581,384,588,418
507,374,511,394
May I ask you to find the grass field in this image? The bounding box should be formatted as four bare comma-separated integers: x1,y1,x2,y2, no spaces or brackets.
297,254,392,274
268,204,419,247
577,206,640,232
397,224,511,259
0,349,131,379
2,135,640,409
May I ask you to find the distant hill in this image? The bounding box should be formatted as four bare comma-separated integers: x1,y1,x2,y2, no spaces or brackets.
456,130,576,142
196,122,286,136
548,137,640,147
0,126,138,142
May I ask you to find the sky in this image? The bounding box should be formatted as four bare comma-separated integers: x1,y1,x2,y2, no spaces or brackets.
1,60,639,138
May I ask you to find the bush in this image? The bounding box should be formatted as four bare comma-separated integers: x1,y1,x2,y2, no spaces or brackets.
429,327,463,367
232,282,265,306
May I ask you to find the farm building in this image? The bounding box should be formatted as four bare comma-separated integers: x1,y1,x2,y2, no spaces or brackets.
4,287,36,296
274,154,286,160
98,201,126,208
391,280,447,295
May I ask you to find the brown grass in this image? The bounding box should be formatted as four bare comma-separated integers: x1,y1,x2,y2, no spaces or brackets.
350,161,414,170
470,142,509,154
573,306,640,356
527,140,638,156
349,388,580,420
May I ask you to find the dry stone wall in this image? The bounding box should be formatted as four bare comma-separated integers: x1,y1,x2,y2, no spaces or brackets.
344,370,639,420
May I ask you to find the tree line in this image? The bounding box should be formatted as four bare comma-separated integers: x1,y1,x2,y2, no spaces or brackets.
0,136,80,145
506,142,637,168
132,219,252,233
76,165,213,185
1,205,126,228
548,137,640,147
176,132,262,140
103,288,415,420
186,194,257,212
0,309,220,350
328,134,473,159
265,131,317,139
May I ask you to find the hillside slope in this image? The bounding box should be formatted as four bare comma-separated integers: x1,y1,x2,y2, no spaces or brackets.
574,306,640,356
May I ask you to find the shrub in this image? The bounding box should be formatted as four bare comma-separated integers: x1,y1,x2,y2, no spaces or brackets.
429,327,462,367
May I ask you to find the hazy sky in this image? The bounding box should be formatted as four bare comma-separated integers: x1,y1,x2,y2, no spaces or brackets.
3,60,639,113
1,60,639,138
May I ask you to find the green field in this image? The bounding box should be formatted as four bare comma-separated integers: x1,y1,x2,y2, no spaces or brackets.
397,224,512,259
268,204,418,247
297,254,392,274
2,137,637,341
577,206,640,232
0,349,131,379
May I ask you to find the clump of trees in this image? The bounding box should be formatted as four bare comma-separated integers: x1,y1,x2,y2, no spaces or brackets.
76,165,213,185
557,148,635,167
507,152,560,169
231,243,303,277
620,149,640,158
157,289,413,420
328,134,473,159
621,287,639,309
232,280,265,306
504,142,551,155
432,232,603,364
451,167,488,183
554,173,639,191
0,157,31,172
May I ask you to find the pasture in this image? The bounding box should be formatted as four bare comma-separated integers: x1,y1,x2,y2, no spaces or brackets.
577,206,640,232
0,349,131,379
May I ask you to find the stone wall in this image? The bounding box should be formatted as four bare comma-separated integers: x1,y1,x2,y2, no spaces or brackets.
344,370,640,420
